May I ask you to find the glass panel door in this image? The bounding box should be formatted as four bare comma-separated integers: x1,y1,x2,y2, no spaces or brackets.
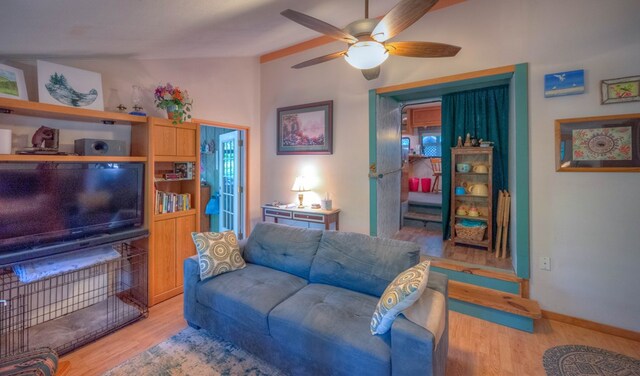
219,131,239,232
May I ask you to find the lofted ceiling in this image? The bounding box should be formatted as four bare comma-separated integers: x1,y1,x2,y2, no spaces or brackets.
0,0,435,60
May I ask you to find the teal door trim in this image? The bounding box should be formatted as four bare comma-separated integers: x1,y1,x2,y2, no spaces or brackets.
513,63,530,278
369,64,530,277
368,89,378,237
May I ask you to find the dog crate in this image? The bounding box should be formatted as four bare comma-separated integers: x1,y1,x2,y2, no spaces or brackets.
0,242,148,357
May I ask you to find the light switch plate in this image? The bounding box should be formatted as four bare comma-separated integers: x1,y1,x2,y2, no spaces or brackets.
540,256,551,271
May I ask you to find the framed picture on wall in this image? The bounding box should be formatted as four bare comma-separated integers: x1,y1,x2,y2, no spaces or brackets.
0,63,28,100
277,100,333,155
600,75,640,104
555,113,640,172
37,60,104,110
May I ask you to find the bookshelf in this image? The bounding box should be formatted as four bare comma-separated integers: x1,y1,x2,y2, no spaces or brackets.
147,119,200,306
450,147,494,251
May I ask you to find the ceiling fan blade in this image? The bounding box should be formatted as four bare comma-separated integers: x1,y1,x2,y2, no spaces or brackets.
361,67,381,80
292,51,347,69
371,0,438,42
281,9,358,44
386,41,461,57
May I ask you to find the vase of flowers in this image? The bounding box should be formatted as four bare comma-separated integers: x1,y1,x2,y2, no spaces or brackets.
154,83,192,124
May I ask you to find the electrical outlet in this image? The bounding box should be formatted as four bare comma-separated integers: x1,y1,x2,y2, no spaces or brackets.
540,256,551,271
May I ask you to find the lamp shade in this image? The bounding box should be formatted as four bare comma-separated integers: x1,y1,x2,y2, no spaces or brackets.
344,41,389,70
291,176,310,192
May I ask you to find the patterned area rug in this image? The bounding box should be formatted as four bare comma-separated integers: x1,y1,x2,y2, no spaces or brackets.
104,327,285,376
543,345,640,376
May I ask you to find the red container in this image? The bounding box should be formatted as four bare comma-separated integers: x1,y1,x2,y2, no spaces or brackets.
421,178,432,192
409,178,419,191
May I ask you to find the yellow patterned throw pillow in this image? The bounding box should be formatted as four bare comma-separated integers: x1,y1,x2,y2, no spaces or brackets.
370,260,430,335
191,231,246,280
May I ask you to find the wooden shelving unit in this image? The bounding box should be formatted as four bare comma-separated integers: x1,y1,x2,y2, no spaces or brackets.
0,97,146,125
0,155,147,162
450,147,493,251
147,119,200,306
0,98,201,307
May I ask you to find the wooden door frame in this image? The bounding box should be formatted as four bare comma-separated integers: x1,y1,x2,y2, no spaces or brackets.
368,64,530,278
194,119,251,238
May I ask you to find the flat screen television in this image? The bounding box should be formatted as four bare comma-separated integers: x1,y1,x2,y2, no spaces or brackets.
0,162,145,265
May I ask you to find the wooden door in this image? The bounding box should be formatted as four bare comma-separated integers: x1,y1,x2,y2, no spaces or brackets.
153,218,177,296
154,126,177,156
176,128,196,156
175,215,197,287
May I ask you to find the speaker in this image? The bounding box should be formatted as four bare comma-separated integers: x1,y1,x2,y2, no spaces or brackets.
74,138,127,156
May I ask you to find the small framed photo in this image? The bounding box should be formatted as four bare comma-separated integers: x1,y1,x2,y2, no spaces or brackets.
37,60,104,110
0,63,28,100
544,69,585,98
555,113,640,172
277,100,333,155
174,162,193,179
601,75,640,104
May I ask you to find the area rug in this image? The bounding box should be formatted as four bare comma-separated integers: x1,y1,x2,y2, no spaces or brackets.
104,327,286,376
543,345,640,376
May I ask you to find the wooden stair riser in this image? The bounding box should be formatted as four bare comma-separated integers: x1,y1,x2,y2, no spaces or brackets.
431,266,521,295
449,299,534,333
445,280,541,333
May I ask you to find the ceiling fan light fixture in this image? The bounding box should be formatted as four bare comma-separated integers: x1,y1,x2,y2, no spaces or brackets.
344,41,389,70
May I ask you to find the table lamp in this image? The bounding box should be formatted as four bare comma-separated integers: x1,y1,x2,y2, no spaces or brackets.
291,176,310,208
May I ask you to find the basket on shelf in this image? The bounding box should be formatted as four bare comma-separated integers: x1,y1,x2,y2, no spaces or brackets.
455,223,487,241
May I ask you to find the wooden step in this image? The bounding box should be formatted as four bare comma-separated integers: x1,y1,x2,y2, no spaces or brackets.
449,280,541,319
430,259,521,283
404,211,442,223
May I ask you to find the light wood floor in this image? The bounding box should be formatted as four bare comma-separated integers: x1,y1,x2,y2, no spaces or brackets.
61,295,640,376
394,225,514,272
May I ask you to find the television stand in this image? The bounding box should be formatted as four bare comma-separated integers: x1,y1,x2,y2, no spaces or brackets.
0,227,148,267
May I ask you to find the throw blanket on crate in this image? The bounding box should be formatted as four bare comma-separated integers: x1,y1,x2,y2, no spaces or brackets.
12,246,121,283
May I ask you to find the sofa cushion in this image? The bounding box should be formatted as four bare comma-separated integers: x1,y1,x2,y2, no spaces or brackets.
269,284,392,376
244,222,322,279
309,231,420,297
371,260,430,335
196,263,307,335
191,231,246,280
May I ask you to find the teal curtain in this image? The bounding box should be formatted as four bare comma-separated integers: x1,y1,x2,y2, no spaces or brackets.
441,85,509,241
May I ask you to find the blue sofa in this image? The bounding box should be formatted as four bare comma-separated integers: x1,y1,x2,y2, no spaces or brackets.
184,222,448,376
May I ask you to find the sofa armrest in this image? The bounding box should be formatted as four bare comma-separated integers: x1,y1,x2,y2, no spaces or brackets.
183,255,200,325
391,271,448,376
391,317,436,375
238,238,248,257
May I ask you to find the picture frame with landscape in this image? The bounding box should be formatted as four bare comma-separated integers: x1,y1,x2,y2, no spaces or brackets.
277,100,333,155
0,63,28,100
555,113,640,172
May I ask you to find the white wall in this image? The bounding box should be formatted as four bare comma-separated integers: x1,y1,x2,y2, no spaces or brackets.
261,0,640,331
0,57,263,227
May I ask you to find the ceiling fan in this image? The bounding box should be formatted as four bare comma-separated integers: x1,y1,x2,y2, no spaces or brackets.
281,0,461,80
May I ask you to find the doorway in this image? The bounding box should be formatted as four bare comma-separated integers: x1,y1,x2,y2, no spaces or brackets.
369,64,530,278
199,124,247,239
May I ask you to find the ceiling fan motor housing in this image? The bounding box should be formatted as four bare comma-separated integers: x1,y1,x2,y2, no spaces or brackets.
344,19,379,42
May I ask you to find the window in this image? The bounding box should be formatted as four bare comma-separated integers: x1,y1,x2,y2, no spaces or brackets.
401,137,410,160
421,127,441,157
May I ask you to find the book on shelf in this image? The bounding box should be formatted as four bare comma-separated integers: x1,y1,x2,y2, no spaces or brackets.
155,190,192,214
